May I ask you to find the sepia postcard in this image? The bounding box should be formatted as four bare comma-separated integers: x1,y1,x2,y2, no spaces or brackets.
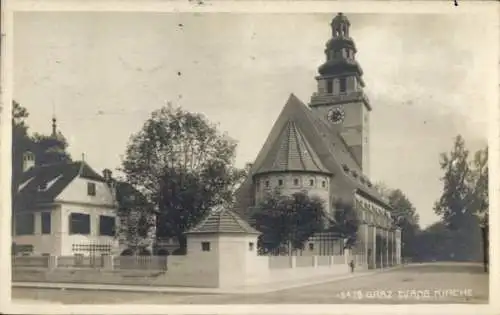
1,0,499,314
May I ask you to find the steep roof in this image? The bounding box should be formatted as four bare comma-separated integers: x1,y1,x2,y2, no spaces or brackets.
113,181,156,214
234,94,390,219
15,161,105,210
254,120,330,175
186,205,260,235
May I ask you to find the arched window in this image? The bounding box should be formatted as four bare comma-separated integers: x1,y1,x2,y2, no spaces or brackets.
339,77,347,93
309,179,315,186
327,80,333,94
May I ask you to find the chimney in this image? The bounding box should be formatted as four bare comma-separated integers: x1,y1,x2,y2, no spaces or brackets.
103,169,113,182
244,163,253,174
22,151,35,172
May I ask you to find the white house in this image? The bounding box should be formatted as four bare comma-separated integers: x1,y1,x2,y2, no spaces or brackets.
12,154,120,257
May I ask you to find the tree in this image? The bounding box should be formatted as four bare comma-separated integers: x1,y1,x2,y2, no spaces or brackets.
251,191,326,254
468,147,488,271
31,132,72,166
433,135,486,262
329,199,360,250
121,104,244,253
118,210,155,255
12,101,32,205
434,135,475,229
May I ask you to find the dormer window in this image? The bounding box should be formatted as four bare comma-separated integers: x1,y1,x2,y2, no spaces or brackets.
342,164,349,172
87,182,96,196
38,182,47,191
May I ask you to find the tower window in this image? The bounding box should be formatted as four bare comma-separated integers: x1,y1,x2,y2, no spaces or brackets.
278,179,284,186
327,80,333,94
293,178,299,186
344,48,349,58
322,181,327,188
339,78,347,93
265,180,270,188
309,179,314,186
201,242,211,252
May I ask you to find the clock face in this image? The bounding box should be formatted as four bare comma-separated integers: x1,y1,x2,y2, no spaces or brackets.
327,107,345,124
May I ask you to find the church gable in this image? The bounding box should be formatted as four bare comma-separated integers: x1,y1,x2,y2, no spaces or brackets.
234,93,389,219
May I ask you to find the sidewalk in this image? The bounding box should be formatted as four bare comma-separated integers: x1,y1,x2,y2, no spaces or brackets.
13,265,403,295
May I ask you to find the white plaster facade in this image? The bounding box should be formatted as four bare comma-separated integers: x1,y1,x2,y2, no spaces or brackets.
13,172,120,256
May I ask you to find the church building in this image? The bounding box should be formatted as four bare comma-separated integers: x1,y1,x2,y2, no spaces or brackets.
235,13,402,268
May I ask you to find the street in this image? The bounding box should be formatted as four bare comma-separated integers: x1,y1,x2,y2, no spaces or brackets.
12,262,488,304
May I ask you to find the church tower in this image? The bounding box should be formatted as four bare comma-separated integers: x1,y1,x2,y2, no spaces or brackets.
310,13,371,176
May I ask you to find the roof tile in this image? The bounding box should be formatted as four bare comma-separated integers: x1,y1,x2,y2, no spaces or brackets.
187,206,260,235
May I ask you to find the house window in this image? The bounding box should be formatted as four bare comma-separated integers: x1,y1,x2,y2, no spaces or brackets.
87,182,96,196
256,180,260,190
322,180,327,188
327,80,333,94
339,78,347,93
15,213,35,235
14,244,34,255
41,212,51,234
69,213,91,235
99,215,116,236
201,242,211,252
293,178,299,186
308,243,314,251
278,179,284,186
265,180,270,188
249,242,255,251
309,179,314,186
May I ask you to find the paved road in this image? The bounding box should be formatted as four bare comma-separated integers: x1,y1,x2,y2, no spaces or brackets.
12,263,488,304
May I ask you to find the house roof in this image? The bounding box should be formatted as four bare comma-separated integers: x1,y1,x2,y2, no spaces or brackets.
15,161,105,210
234,94,390,220
113,180,156,214
186,205,261,235
254,120,330,175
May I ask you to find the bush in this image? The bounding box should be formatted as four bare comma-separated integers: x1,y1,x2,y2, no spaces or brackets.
120,248,134,256
139,248,152,255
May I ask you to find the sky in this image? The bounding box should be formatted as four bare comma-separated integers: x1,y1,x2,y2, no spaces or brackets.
13,12,495,228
